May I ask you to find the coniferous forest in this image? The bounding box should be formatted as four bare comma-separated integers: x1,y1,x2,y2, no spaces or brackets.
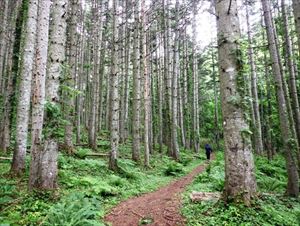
1,0,300,225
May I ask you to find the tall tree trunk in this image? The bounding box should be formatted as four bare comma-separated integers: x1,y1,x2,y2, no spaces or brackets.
141,0,150,167
11,0,39,175
0,0,23,152
0,0,9,93
132,0,141,162
261,0,299,197
246,4,263,154
64,0,80,153
282,0,300,154
29,0,51,190
192,2,199,153
292,0,300,56
215,0,257,205
212,48,220,150
109,0,119,171
171,0,180,160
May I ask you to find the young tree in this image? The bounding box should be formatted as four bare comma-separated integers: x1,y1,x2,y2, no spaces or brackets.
214,0,257,204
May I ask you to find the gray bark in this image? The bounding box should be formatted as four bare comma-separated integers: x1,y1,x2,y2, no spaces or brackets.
246,4,263,154
29,0,52,189
11,0,39,175
132,0,141,162
109,0,119,171
261,0,299,197
215,0,257,205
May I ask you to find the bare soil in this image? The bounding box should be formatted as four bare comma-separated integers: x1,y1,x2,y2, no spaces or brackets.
104,159,212,226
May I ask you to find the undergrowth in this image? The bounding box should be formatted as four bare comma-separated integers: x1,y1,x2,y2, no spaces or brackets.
182,152,300,225
0,142,204,225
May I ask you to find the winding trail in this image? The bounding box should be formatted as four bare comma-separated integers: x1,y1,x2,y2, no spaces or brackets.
104,158,212,226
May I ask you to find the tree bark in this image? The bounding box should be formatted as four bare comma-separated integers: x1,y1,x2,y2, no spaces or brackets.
11,0,39,175
246,4,263,154
215,0,257,205
261,0,299,197
109,0,119,171
29,0,52,190
132,0,141,162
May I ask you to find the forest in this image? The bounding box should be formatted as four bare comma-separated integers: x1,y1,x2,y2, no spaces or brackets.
0,0,300,225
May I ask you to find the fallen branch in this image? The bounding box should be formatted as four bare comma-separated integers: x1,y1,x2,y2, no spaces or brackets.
0,157,12,161
85,153,109,157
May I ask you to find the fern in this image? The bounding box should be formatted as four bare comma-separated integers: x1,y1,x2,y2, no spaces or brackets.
43,193,104,226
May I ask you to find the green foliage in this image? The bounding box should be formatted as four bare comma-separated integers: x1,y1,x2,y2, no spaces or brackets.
75,147,91,159
163,161,184,176
43,193,104,226
182,152,300,225
43,101,66,139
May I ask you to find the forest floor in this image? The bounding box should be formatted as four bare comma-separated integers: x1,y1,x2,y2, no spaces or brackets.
104,156,213,226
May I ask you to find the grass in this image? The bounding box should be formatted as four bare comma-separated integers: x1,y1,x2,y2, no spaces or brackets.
181,152,300,226
0,142,205,225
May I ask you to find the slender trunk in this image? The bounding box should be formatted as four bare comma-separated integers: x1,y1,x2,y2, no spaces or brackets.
192,2,199,153
171,0,180,160
292,0,300,56
246,4,263,154
132,0,141,162
109,0,119,171
141,0,150,167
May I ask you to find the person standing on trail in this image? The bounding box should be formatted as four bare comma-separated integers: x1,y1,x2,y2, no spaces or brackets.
205,144,212,160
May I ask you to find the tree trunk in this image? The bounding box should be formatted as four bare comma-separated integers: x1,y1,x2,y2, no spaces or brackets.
246,4,263,154
132,0,141,162
171,0,180,160
64,0,80,153
192,2,199,153
109,0,119,171
261,0,299,197
142,0,150,167
292,0,300,56
11,0,39,175
29,0,52,190
215,0,257,205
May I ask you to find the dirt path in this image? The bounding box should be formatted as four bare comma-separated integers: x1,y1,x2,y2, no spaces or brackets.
104,158,212,226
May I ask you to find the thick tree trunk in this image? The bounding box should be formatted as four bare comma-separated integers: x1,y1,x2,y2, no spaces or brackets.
261,0,299,197
11,0,39,175
29,0,51,190
64,0,80,153
215,0,257,205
